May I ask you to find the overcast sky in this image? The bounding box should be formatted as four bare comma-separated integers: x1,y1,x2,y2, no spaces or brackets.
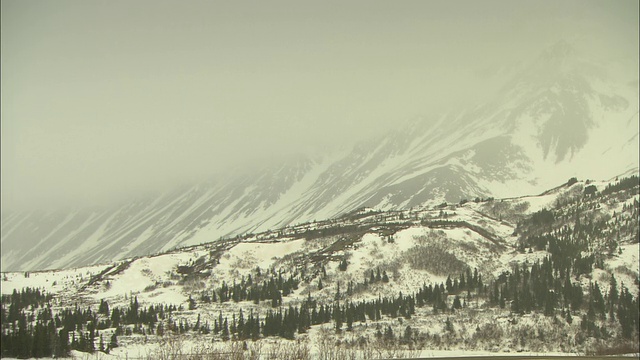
2,0,638,211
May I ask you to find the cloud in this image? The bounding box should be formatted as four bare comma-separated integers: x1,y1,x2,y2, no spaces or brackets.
2,0,637,210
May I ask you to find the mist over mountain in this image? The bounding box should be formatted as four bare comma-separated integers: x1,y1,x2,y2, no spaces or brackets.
2,40,638,272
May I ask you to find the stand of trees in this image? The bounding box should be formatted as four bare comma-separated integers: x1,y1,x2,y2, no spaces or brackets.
1,292,177,358
198,270,299,308
2,176,638,357
1,288,69,358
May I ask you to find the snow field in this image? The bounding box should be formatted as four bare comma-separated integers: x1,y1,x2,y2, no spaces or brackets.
1,264,109,296
216,239,306,278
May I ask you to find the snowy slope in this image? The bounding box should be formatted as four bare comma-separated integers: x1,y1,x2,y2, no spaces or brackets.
2,40,638,272
2,177,638,357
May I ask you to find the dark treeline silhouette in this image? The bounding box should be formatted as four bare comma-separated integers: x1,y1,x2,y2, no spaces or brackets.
509,177,640,340
601,175,639,196
207,267,485,342
1,291,178,358
198,269,299,307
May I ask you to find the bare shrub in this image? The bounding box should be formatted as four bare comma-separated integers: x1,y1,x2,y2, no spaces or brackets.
148,335,184,360
182,277,206,292
261,340,311,360
313,327,422,360
282,340,311,360
471,321,505,351
404,244,466,276
589,340,640,356
480,200,530,223
149,339,265,360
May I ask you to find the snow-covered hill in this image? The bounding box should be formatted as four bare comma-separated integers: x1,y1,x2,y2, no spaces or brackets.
2,176,638,357
2,40,638,272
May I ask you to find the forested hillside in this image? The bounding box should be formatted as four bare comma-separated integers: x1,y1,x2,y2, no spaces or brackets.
2,176,638,358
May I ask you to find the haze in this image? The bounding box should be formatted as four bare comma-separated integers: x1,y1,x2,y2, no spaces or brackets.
2,0,637,211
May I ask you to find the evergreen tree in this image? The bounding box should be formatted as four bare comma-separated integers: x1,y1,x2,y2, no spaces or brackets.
221,319,230,341
452,295,462,311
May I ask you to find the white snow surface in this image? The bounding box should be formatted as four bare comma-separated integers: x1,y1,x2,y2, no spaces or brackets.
2,173,639,358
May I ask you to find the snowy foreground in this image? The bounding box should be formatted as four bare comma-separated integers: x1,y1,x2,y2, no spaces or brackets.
0,349,610,360
2,177,639,359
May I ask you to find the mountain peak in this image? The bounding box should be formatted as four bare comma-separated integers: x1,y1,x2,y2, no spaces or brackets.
2,40,637,272
546,39,576,55
539,39,577,63
521,40,584,79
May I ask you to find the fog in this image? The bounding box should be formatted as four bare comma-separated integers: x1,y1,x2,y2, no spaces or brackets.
1,0,637,211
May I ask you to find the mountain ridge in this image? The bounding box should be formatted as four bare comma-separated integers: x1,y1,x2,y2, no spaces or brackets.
1,174,638,357
2,40,638,272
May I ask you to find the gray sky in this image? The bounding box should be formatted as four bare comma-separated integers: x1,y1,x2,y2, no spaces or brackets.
2,0,638,211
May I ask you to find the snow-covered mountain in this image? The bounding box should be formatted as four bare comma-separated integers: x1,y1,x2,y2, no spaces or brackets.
2,41,638,272
2,176,638,357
